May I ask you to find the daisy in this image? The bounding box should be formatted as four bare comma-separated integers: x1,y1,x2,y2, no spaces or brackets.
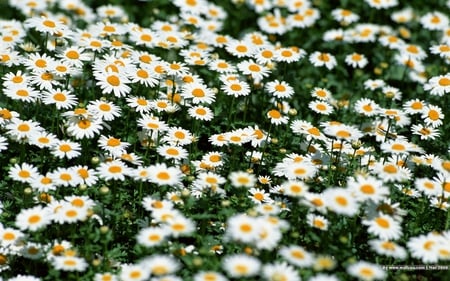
279,245,315,268
254,46,276,64
163,127,193,146
347,175,389,203
208,58,236,74
51,140,82,159
262,262,301,281
225,213,260,243
221,79,251,97
0,227,25,247
363,213,402,240
42,88,78,110
187,105,214,121
53,202,89,224
368,239,407,259
23,52,55,72
94,273,118,281
323,123,363,142
50,167,82,187
193,271,227,281
29,70,60,90
306,213,329,230
265,80,294,99
3,84,41,103
354,98,380,117
148,163,183,186
2,70,29,88
331,8,360,25
421,105,444,128
402,99,426,115
8,162,39,183
237,59,270,82
157,145,189,161
420,11,449,30
87,99,121,121
96,160,130,181
309,51,337,70
65,116,103,140
15,206,51,232
345,52,368,68
276,46,306,63
140,254,180,276
119,263,150,281
95,70,131,97
347,261,386,281
98,135,130,157
247,187,272,204
309,100,334,115
126,96,152,113
136,226,169,248
280,180,309,198
181,82,216,104
400,44,427,60
267,109,289,125
167,216,196,237
372,161,411,182
411,124,440,140
229,171,256,188
430,43,450,58
323,188,359,216
25,16,66,35
137,114,168,134
225,39,255,58
57,46,90,68
222,254,261,278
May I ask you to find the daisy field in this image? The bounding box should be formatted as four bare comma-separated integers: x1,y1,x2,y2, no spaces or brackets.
0,0,449,280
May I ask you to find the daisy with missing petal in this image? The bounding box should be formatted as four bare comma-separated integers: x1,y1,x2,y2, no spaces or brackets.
15,206,51,232
222,254,261,278
51,140,82,160
181,82,216,104
42,88,78,110
347,261,386,281
368,239,407,260
265,80,294,99
2,70,29,88
323,188,359,216
306,213,329,230
96,160,130,181
345,52,368,68
309,51,337,70
279,245,315,268
363,213,402,240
